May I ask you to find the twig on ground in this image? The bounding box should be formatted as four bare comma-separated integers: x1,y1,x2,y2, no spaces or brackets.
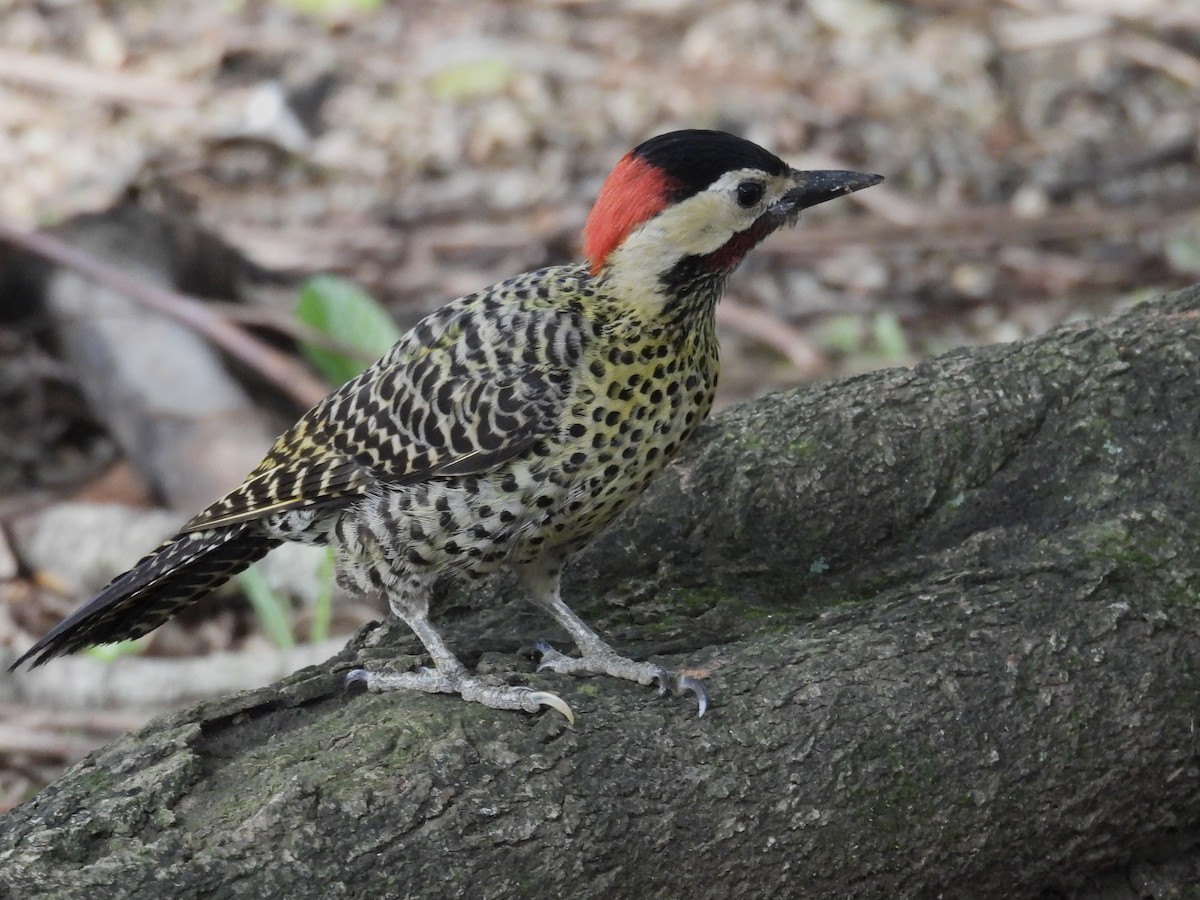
209,302,380,366
1117,32,1200,88
717,299,826,377
0,49,206,108
0,220,330,410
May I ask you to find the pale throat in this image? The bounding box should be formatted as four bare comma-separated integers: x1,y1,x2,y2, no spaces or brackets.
592,194,741,317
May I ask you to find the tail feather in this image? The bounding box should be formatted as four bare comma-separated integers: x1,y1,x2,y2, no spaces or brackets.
10,524,280,670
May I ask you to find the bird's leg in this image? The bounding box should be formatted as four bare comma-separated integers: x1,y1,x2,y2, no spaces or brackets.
346,577,573,722
519,562,708,716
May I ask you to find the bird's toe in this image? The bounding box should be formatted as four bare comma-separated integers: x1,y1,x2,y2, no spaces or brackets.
533,640,575,673
651,669,709,717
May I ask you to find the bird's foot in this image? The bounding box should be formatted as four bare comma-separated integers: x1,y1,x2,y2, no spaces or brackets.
345,666,574,724
533,640,708,717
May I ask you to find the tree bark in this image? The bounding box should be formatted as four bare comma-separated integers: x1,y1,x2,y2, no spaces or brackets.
3,286,1200,899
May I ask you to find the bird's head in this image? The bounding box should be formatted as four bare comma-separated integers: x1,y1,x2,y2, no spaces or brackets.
583,129,881,308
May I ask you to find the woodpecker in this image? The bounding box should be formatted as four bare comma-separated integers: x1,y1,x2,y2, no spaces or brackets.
11,130,880,721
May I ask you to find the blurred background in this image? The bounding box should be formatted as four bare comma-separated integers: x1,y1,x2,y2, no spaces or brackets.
1,0,1198,807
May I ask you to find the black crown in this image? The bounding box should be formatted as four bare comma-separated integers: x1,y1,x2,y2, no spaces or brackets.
631,130,789,202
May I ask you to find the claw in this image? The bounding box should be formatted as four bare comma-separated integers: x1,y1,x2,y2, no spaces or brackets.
651,670,669,697
678,674,709,718
526,690,575,725
653,670,709,718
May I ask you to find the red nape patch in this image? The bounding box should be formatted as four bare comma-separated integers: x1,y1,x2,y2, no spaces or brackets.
583,154,680,273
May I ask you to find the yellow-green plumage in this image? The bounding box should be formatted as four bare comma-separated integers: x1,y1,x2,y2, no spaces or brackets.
202,263,718,572
15,264,718,666
14,130,880,717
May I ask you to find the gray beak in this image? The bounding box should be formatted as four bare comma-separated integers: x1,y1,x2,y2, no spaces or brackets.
777,169,883,217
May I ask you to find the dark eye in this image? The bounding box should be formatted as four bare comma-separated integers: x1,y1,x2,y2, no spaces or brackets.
735,180,765,209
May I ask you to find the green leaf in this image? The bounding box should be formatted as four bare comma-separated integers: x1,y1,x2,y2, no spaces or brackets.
238,564,296,651
84,639,143,663
272,0,382,17
1165,230,1200,275
428,59,515,101
821,314,865,356
309,547,335,644
872,311,910,360
296,276,403,385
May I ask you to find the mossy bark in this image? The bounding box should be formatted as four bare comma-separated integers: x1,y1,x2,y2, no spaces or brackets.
3,287,1200,899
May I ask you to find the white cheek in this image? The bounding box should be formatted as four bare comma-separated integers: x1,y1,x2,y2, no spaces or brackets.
600,224,679,308
613,220,678,275
595,187,761,308
656,194,743,256
597,210,713,311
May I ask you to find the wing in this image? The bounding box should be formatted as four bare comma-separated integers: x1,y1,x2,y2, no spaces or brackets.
185,266,590,532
